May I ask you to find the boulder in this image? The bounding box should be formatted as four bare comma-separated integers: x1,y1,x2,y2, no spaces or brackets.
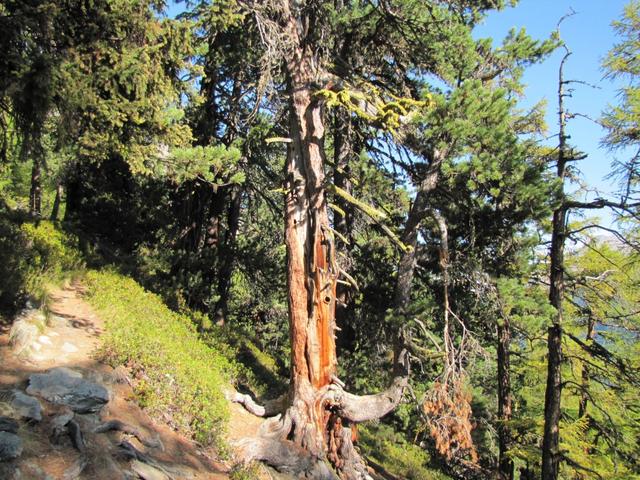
27,368,109,413
8,320,38,356
11,391,43,422
0,432,22,462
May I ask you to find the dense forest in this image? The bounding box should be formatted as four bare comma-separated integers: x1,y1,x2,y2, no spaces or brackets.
0,1,639,479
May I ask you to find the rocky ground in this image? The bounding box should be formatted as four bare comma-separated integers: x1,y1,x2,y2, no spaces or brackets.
0,284,233,480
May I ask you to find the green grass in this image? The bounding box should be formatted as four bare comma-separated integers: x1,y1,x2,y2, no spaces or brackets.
84,269,237,449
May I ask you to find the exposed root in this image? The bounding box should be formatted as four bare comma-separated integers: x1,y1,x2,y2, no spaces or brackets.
258,413,292,438
67,419,86,453
325,376,408,423
94,419,163,450
228,391,287,417
229,375,408,479
238,436,339,479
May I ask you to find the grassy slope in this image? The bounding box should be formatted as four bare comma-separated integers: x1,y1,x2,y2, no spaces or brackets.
85,269,236,449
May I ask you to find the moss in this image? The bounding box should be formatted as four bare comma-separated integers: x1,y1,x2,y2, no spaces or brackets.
84,269,236,450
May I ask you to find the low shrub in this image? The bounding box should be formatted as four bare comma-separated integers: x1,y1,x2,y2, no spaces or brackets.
359,423,452,480
0,214,83,314
85,269,236,449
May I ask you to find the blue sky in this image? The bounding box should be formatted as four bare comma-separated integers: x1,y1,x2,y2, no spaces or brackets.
475,1,629,202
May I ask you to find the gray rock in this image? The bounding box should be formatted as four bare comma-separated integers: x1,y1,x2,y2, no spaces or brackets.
0,432,22,461
51,410,74,429
0,417,18,434
11,391,43,421
8,319,38,355
27,367,109,413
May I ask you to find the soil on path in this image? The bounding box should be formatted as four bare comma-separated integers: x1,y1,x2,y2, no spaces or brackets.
0,283,231,480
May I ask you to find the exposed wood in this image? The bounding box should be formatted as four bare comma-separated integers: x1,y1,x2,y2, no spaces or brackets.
238,436,339,479
329,375,408,423
228,391,287,418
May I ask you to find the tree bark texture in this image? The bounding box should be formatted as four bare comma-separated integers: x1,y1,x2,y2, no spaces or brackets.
497,315,514,480
236,4,409,478
276,5,341,469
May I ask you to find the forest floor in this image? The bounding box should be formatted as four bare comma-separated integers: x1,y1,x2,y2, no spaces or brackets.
0,282,246,480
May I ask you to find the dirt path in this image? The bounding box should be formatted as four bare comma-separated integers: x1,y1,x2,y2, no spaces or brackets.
0,283,230,480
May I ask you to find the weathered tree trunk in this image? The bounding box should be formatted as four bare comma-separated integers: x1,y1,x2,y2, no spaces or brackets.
283,33,339,461
541,49,571,480
236,4,409,478
29,157,42,217
50,183,63,221
497,314,514,480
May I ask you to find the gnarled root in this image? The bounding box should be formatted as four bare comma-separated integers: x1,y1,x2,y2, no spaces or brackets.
326,376,408,423
94,419,163,450
231,373,407,480
238,436,339,479
228,390,287,417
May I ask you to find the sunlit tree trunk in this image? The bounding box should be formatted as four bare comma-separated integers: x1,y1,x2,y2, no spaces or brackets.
283,29,338,458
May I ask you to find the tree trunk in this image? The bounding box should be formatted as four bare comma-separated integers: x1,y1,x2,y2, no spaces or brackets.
29,157,42,218
393,149,445,313
50,183,63,221
213,185,242,325
497,314,514,480
392,149,445,370
541,49,571,480
236,4,409,478
283,36,338,457
333,112,356,354
578,314,595,418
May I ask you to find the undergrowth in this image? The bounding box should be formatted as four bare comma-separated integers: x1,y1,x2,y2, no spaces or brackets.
0,212,84,315
359,423,452,480
84,269,237,450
